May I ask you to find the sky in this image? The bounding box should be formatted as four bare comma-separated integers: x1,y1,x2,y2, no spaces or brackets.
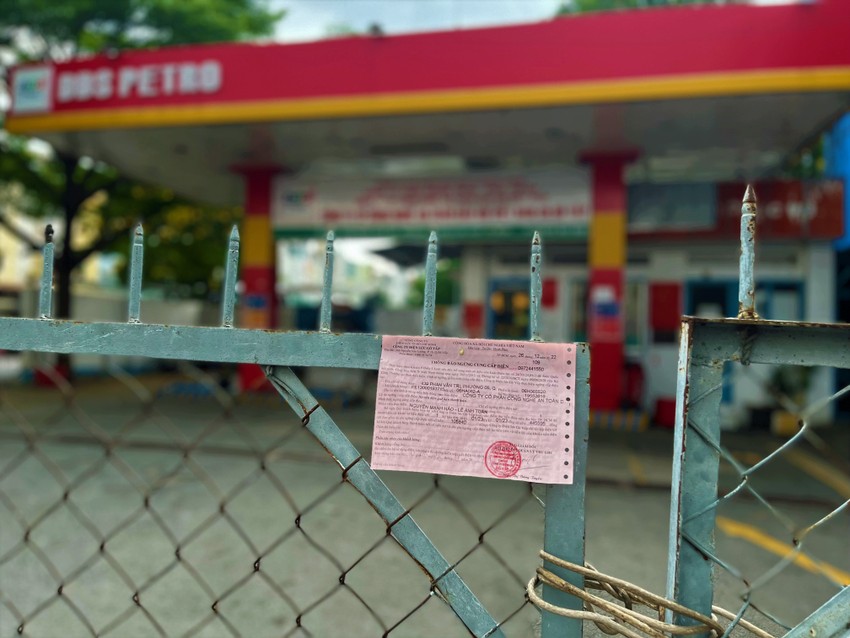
273,0,576,42
272,0,797,43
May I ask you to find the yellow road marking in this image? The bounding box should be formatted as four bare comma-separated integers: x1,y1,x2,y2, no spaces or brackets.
784,449,850,500
626,452,648,486
716,516,850,586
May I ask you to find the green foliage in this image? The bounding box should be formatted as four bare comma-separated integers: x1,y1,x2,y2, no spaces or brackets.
556,0,721,14
113,204,243,298
0,133,243,297
407,259,460,307
0,1,283,312
787,136,826,180
2,0,284,57
769,365,813,399
324,22,361,38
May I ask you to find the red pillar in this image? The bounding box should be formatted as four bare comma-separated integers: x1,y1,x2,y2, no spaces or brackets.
236,167,279,391
582,154,635,411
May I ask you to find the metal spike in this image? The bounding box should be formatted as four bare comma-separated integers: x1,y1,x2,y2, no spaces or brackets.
221,225,240,327
128,224,144,323
319,230,335,333
38,225,55,319
422,231,438,336
530,231,542,341
737,185,758,320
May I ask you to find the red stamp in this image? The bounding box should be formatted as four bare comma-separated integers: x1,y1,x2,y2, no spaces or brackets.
484,441,522,478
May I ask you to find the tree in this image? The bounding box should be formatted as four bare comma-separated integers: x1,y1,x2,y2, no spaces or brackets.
2,1,283,56
111,199,243,300
0,136,242,306
0,0,284,325
407,259,460,308
556,0,727,14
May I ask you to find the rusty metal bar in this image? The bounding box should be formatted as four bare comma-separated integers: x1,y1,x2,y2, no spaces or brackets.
38,225,55,320
221,225,240,328
530,231,542,341
319,230,335,333
666,320,724,633
128,224,144,323
737,185,757,319
422,231,438,336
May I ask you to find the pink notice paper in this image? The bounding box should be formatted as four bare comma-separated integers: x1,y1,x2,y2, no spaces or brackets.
371,336,577,484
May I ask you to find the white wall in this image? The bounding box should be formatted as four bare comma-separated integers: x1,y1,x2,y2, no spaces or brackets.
475,241,836,426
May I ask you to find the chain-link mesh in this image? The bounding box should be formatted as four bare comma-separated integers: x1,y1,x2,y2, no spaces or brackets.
0,360,544,637
682,358,849,635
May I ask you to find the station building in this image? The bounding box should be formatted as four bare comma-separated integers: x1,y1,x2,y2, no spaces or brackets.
6,0,850,424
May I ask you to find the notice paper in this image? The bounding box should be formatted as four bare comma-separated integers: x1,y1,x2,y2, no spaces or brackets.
371,336,576,484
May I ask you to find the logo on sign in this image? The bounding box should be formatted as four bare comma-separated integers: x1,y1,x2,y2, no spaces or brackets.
283,189,316,206
12,66,52,114
55,60,223,103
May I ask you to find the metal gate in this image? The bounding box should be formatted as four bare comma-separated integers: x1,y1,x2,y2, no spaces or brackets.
667,187,850,638
0,227,588,637
2,187,848,637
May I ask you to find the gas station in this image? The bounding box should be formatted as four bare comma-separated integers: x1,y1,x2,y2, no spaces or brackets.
6,0,850,422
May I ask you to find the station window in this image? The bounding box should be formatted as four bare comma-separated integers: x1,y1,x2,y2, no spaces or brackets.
488,278,532,340
569,280,644,346
687,280,803,321
755,282,803,321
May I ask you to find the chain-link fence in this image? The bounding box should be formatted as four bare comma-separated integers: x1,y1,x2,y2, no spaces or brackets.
0,360,554,637
0,226,600,637
666,187,849,638
669,319,850,638
3,206,848,637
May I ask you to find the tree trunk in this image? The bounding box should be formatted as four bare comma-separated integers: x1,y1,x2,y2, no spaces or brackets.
55,251,73,379
56,252,72,321
55,155,80,378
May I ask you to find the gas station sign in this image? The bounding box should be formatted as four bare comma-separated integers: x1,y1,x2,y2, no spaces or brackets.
628,180,844,239
273,169,591,240
56,60,222,104
10,56,224,115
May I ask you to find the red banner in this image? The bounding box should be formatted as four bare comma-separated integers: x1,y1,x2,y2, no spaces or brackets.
715,181,843,239
629,180,844,241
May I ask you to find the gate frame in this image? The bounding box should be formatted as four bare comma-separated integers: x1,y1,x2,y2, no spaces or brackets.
667,186,850,636
0,227,589,637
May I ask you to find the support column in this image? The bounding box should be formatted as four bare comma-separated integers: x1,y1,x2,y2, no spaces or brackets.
237,167,279,391
583,154,634,411
461,246,487,338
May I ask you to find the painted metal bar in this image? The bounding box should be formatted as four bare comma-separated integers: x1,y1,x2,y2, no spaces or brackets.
666,321,724,633
319,230,335,333
422,231,438,336
38,225,55,320
0,318,383,369
541,343,589,638
128,224,144,323
530,231,542,342
266,366,504,638
665,319,694,620
4,314,850,373
737,185,758,319
784,586,850,638
221,225,240,328
687,316,850,369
